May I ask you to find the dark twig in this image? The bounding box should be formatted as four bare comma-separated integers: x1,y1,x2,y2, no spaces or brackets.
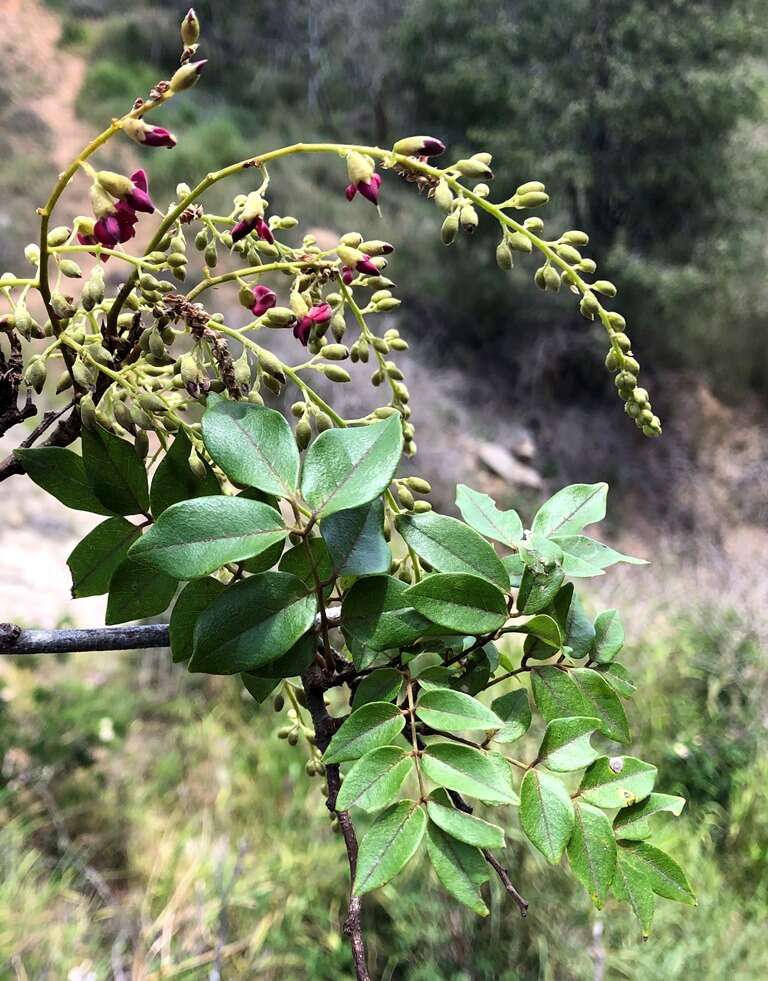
446,789,529,916
0,623,169,655
482,850,529,917
301,668,371,981
18,398,76,448
0,608,341,656
0,405,82,482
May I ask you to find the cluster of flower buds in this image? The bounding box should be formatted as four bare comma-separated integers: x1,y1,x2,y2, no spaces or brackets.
119,9,206,151
345,152,382,206
600,313,662,436
79,170,155,254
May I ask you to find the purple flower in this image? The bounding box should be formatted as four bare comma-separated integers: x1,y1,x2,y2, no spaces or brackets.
294,303,332,346
124,169,155,213
346,172,382,206
93,215,121,249
124,118,177,149
249,285,277,317
356,254,379,275
142,126,177,148
231,214,275,245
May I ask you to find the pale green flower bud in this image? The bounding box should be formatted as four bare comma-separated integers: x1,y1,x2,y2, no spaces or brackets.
496,241,513,270
515,191,549,208
507,232,533,253
594,280,617,298
524,217,545,232
23,357,47,394
441,213,459,245
516,180,545,196
321,365,351,383
79,393,97,428
542,266,561,291
433,179,454,212
556,243,582,264
578,258,597,274
295,416,312,450
579,291,600,318
563,230,589,246
454,158,493,179
265,307,296,326
47,226,71,247
181,8,200,46
59,260,82,279
321,344,349,360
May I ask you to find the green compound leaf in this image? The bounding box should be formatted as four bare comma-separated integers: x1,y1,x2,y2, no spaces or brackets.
321,498,390,577
67,517,141,598
105,557,177,625
426,796,505,850
323,702,406,764
421,743,518,805
190,572,317,675
531,482,608,539
537,717,602,772
426,822,490,916
336,746,414,813
613,793,686,841
129,496,288,579
567,801,617,908
353,800,427,897
617,842,696,907
149,430,220,517
301,415,403,518
579,756,657,809
520,768,574,864
81,425,150,516
342,576,431,652
553,535,647,577
169,577,227,662
405,573,508,635
491,690,532,744
201,400,300,498
592,609,625,663
352,668,404,709
416,689,503,733
455,484,523,547
612,847,655,937
14,447,114,515
397,512,509,591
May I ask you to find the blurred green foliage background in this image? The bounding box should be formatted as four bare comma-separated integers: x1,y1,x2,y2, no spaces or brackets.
2,1,768,977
